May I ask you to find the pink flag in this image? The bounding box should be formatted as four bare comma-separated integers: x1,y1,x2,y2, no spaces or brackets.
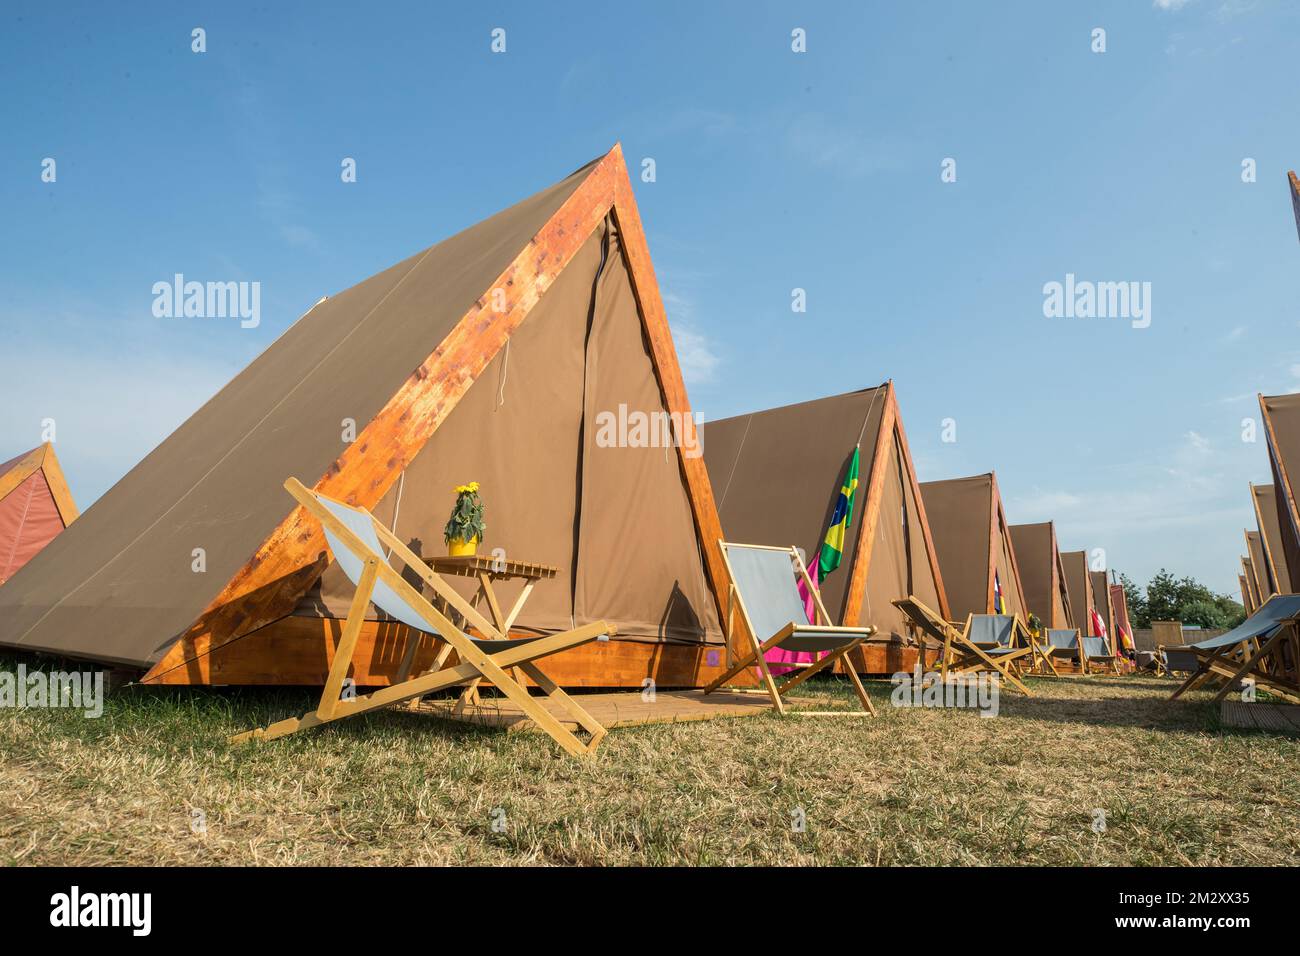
765,557,825,676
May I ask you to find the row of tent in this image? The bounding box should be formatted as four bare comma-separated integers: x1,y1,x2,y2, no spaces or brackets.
1236,394,1300,615
0,146,1129,690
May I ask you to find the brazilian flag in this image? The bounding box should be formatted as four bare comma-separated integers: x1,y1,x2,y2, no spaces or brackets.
817,446,860,578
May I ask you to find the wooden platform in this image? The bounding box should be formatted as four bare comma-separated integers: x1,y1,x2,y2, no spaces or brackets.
414,689,846,733
1221,700,1300,735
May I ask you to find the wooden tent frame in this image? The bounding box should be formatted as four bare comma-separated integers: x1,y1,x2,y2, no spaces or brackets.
925,472,1029,620
0,443,78,527
1009,521,1073,630
832,382,951,672
1241,556,1261,614
1249,482,1290,597
1260,391,1300,594
1289,170,1300,244
1244,530,1274,602
140,145,746,690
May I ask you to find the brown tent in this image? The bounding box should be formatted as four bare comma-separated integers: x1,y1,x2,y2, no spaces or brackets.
1238,573,1253,614
1009,521,1073,628
1061,550,1099,635
1260,392,1300,593
919,473,1027,622
0,145,744,690
1290,170,1300,244
1250,483,1293,596
1090,570,1115,653
1109,581,1132,650
1244,530,1272,602
1241,555,1261,613
702,383,949,673
0,443,77,586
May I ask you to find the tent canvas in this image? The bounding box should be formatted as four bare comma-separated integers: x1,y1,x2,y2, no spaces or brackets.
1090,570,1115,654
1009,521,1073,629
1245,530,1273,602
702,384,949,673
1242,555,1261,613
0,146,743,690
1238,573,1253,614
1061,550,1099,636
0,443,78,585
1260,392,1300,594
919,473,1028,622
1251,482,1292,596
1290,170,1300,244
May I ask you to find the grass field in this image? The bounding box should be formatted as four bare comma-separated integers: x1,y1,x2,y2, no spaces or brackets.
2,658,1297,866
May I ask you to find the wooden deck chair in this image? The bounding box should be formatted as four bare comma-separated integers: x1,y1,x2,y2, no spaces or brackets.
1024,626,1062,677
947,614,1036,676
703,542,877,715
1169,596,1300,705
230,478,615,757
1044,629,1082,670
1080,636,1120,675
891,596,1033,696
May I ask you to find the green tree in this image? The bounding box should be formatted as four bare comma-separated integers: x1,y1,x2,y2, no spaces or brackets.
1136,568,1245,630
1120,572,1149,628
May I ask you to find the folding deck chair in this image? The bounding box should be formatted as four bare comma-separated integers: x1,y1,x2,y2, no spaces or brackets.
1079,636,1120,675
703,542,877,715
1169,595,1300,705
230,478,615,756
1023,627,1062,677
1044,629,1082,670
891,596,1033,695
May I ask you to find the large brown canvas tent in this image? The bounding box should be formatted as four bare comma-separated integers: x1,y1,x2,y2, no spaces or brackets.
1090,570,1115,654
0,443,77,585
1061,550,1099,636
1238,572,1254,615
1009,521,1073,628
702,384,949,673
919,473,1027,622
1260,392,1300,594
1250,483,1292,596
0,145,744,689
1241,556,1261,613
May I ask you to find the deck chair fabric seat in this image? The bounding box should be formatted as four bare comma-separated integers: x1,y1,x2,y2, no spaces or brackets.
704,542,877,715
1080,635,1120,674
231,479,615,756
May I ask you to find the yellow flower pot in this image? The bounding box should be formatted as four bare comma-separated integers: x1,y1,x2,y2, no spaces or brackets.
448,535,479,558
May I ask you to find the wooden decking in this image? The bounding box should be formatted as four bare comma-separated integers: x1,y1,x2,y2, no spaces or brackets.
1221,700,1300,734
415,689,842,733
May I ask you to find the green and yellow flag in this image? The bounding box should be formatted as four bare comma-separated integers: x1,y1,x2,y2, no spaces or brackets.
817,446,860,578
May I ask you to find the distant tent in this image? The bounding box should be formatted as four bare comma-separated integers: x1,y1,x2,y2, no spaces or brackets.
0,146,741,690
919,473,1027,622
1244,530,1273,602
1290,170,1300,244
0,443,77,585
1238,573,1254,614
1259,392,1300,593
1250,483,1292,595
702,384,949,672
1061,550,1099,636
1090,570,1114,653
1241,555,1261,613
1011,521,1073,629
1109,582,1132,650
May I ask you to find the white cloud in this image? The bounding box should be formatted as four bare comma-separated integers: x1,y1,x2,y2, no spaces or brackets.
1154,0,1191,10
671,324,721,385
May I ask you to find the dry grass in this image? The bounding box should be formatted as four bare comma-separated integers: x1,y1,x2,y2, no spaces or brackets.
2,657,1298,866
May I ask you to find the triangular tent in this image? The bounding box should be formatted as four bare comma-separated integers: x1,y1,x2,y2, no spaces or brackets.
1244,530,1273,602
0,146,742,690
1250,482,1292,596
1241,555,1261,614
1061,550,1098,636
1008,521,1073,629
702,383,949,673
1259,392,1300,594
1290,170,1300,244
919,473,1027,622
1109,581,1131,647
1090,570,1115,653
1238,571,1255,615
0,443,77,585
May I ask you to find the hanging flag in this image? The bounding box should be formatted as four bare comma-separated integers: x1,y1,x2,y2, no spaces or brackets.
817,446,860,578
993,570,1005,614
768,447,861,675
1090,607,1108,640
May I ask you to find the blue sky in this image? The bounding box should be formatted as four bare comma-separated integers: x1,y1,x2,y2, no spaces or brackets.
2,0,1297,598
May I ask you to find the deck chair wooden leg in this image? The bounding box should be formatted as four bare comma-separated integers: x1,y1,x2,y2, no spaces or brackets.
517,660,607,753
316,559,379,721
955,638,1033,696
1209,630,1285,704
